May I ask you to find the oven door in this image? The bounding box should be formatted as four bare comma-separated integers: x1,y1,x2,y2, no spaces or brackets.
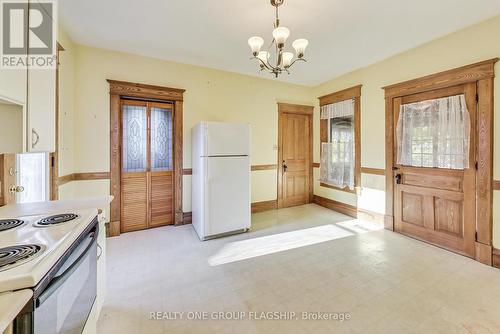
34,225,98,334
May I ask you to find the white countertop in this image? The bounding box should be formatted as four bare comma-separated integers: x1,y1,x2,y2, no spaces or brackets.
0,196,113,219
0,289,32,332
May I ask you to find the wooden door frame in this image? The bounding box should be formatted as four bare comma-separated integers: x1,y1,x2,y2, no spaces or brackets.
277,103,314,209
383,58,498,265
108,80,185,235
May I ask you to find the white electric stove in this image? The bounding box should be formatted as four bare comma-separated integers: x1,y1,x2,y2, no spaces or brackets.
0,208,98,293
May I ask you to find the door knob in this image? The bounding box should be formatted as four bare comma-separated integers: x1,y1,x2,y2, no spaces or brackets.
9,185,25,194
395,174,402,185
282,160,288,172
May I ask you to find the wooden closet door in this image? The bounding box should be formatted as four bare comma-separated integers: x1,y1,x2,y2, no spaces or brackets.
121,100,149,232
149,103,174,227
120,100,174,232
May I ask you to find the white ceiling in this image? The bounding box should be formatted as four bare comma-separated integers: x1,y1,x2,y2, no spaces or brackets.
59,0,500,86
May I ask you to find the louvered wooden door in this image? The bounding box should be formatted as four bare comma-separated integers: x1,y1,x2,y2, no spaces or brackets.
393,84,477,257
121,100,174,232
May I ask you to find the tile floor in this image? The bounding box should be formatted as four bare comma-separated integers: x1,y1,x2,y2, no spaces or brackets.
98,204,500,334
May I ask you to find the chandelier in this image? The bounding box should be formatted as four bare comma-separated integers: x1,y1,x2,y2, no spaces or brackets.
247,0,309,78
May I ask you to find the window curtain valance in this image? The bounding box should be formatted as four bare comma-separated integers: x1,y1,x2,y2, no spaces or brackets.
321,99,355,119
396,94,470,169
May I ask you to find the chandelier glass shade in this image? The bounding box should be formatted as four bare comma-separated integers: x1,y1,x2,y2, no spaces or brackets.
248,0,308,78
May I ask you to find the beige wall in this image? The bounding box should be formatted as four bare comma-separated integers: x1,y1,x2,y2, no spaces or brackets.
57,29,77,177
311,14,500,246
58,14,500,247
63,44,312,212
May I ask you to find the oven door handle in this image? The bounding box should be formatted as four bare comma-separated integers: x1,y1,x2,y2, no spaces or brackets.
36,228,98,306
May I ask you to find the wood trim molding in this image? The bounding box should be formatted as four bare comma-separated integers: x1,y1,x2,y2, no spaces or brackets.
313,195,357,218
107,79,185,101
252,200,278,213
318,85,362,106
383,59,497,266
251,164,278,171
277,103,314,115
361,167,386,175
383,58,498,99
73,172,110,181
184,165,279,175
493,248,500,269
108,80,185,236
182,212,192,224
320,182,356,194
319,85,362,194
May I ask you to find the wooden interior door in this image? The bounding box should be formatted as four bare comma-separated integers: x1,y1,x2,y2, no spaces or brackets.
279,112,312,208
393,84,477,257
120,100,174,233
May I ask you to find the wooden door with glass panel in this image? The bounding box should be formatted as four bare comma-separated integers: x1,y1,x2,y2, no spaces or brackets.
393,84,476,257
121,99,174,232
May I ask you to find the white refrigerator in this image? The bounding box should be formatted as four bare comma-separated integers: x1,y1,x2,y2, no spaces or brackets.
191,121,251,240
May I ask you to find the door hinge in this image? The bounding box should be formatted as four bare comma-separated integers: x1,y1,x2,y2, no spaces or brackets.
475,231,478,240
475,161,478,170
476,94,479,103
51,156,55,168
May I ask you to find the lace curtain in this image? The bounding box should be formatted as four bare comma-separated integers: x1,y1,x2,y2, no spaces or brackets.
396,94,470,169
320,99,355,189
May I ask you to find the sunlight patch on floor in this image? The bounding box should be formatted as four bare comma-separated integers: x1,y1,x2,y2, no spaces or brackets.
208,223,357,266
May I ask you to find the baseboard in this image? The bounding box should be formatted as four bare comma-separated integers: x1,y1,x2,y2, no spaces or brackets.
357,208,385,224
475,242,493,266
312,195,357,218
182,212,192,224
252,200,278,213
384,215,394,231
493,248,500,269
106,221,120,237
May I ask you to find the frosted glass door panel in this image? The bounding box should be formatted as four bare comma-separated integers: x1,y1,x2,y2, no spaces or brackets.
151,106,173,171
122,104,147,172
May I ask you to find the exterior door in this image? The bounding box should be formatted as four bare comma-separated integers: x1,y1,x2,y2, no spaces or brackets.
393,84,477,257
279,111,312,208
121,100,174,232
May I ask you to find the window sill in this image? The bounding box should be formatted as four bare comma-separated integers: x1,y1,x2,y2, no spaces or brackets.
320,182,356,194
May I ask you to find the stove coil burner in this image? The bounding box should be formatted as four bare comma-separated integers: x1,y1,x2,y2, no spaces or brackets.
0,244,44,272
0,219,25,232
35,213,79,227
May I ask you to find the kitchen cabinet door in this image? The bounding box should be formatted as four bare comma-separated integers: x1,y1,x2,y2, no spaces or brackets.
0,68,27,105
27,67,56,152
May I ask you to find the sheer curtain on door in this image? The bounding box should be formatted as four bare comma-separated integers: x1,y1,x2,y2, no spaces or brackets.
396,94,470,169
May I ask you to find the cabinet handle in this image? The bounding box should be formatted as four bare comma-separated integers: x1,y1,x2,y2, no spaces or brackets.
32,128,40,148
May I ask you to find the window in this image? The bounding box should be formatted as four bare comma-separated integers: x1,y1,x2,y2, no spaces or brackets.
16,153,49,203
396,94,470,169
319,87,360,191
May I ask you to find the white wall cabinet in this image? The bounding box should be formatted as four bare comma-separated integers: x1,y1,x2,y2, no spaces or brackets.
27,67,56,152
0,68,27,105
0,0,56,154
